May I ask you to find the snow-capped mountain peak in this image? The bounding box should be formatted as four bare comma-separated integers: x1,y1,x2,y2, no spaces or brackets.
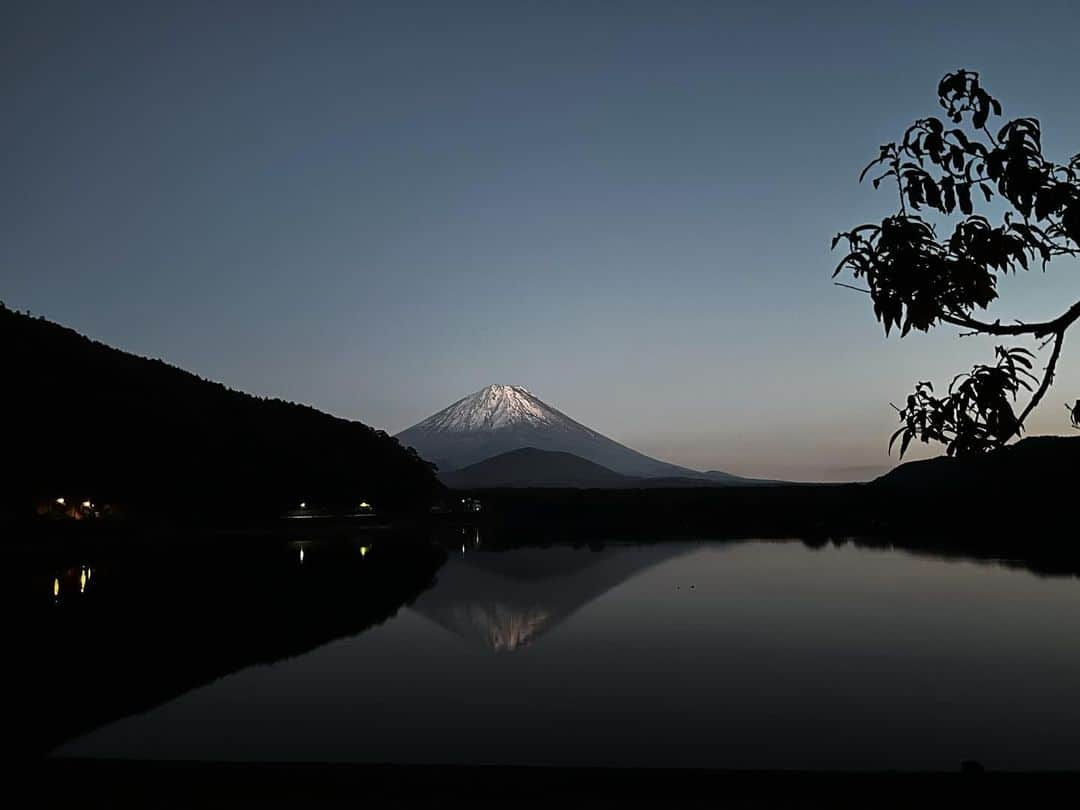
410,384,589,434
397,384,724,478
397,384,750,481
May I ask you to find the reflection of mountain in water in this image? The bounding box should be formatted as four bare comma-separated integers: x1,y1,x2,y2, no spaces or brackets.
412,544,691,652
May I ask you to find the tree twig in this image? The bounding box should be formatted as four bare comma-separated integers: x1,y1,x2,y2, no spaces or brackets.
1005,330,1065,444
834,281,871,294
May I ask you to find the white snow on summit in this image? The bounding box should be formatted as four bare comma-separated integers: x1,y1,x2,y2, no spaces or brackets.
409,384,599,435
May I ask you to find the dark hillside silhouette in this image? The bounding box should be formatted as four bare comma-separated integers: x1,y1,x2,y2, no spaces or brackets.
0,304,440,521
439,447,633,488
873,434,1080,492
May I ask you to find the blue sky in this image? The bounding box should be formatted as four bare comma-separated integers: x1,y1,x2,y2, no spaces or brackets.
3,1,1078,479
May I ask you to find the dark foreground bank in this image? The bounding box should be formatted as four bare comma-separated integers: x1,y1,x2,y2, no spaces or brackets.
29,758,1080,808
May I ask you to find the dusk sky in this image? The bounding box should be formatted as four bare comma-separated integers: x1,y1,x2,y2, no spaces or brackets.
4,0,1078,480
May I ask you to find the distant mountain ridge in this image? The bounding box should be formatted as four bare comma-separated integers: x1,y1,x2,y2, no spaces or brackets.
441,447,776,489
397,384,748,482
440,448,632,488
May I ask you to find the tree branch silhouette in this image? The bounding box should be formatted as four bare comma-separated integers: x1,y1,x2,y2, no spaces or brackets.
833,69,1080,457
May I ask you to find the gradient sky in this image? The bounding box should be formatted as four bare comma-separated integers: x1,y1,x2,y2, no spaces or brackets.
3,0,1079,480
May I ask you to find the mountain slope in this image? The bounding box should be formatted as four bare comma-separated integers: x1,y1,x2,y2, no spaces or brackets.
440,447,782,489
397,384,746,481
0,304,439,519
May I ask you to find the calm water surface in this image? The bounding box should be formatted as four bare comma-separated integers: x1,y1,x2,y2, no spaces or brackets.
55,540,1080,770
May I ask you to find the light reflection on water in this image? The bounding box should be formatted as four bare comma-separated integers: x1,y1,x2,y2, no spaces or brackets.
50,539,1080,770
50,566,94,601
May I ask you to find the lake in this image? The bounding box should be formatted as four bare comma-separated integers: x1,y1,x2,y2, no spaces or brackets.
32,537,1080,771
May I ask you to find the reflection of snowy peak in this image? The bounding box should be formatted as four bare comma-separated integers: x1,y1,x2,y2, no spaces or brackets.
410,545,692,653
451,602,552,653
397,385,740,479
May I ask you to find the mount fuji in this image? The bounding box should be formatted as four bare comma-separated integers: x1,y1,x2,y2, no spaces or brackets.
395,385,745,482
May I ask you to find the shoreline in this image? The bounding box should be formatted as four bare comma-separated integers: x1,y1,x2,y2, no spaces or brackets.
30,757,1080,807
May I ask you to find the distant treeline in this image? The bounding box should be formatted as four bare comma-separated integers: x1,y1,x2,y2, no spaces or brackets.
0,303,440,521
445,432,1079,547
